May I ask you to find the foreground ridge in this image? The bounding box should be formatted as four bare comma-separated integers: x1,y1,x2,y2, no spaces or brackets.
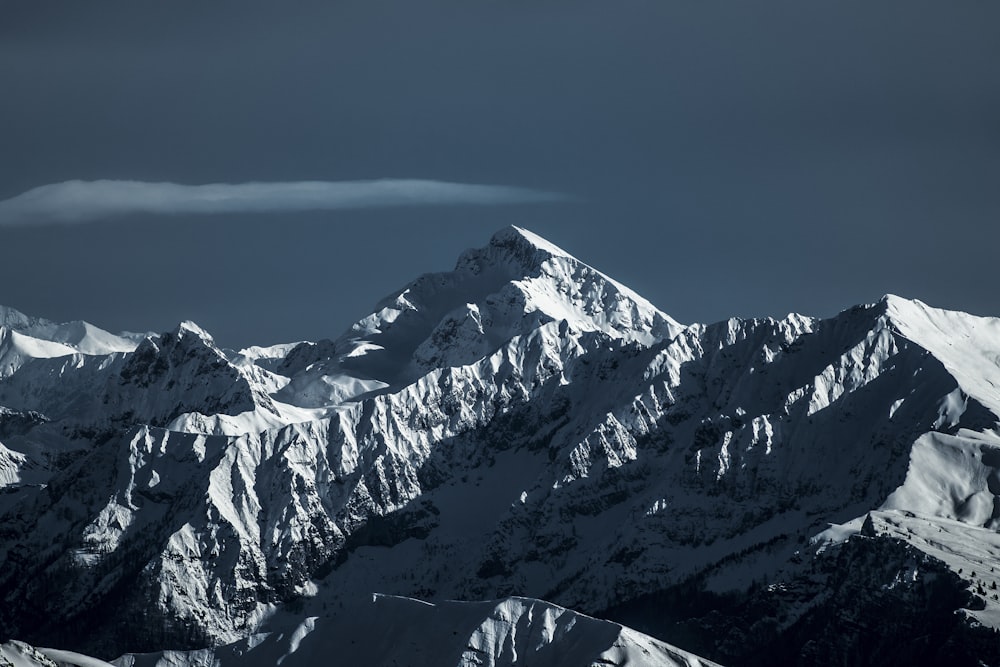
106,594,720,667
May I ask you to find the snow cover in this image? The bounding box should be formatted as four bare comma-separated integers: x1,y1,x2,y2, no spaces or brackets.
0,305,143,365
0,641,115,667
278,225,683,408
883,294,1000,416
112,594,719,667
1,227,1000,663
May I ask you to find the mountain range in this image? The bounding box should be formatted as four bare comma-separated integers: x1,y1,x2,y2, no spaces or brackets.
1,226,999,666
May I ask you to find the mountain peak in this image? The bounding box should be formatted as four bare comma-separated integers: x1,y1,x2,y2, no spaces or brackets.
453,225,568,277
879,292,971,332
0,305,55,335
272,226,686,406
879,292,925,315
334,227,682,381
489,224,572,259
466,226,683,337
874,293,1000,416
174,319,215,345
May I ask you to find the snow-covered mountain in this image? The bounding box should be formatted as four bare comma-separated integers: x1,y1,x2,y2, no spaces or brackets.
0,304,143,379
1,226,999,665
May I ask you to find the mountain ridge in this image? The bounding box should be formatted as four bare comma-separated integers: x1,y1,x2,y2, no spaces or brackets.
0,227,998,666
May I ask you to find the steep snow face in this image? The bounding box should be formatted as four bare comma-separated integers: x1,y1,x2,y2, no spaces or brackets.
883,294,1000,416
112,594,720,667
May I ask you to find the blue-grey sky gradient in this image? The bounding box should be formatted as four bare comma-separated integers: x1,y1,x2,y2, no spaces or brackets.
1,0,998,348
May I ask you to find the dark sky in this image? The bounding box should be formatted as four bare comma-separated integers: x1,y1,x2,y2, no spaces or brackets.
2,1,998,349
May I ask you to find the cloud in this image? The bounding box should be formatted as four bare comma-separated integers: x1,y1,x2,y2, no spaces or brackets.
0,179,572,226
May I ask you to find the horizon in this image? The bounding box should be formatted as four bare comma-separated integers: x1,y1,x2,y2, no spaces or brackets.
0,223,991,351
3,1,998,349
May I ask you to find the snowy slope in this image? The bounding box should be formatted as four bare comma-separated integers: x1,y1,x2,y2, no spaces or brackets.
114,594,720,667
0,227,998,665
0,310,147,491
0,327,78,379
0,641,115,667
0,305,142,378
883,294,1000,416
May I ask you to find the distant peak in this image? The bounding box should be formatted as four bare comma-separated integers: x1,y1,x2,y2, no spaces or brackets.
0,304,51,331
0,304,142,355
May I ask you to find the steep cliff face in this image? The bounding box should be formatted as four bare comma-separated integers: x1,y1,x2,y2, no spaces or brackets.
0,227,998,664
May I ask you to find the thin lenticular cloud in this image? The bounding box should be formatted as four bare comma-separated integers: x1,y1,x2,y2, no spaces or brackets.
0,179,572,226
